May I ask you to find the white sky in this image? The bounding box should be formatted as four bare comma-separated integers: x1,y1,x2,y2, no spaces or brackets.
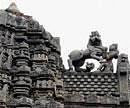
0,0,130,69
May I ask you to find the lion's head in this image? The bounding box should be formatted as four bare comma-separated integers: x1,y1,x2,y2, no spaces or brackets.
88,31,102,47
119,53,128,63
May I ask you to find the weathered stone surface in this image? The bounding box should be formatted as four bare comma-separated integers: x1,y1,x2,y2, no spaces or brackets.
0,2,130,108
0,3,64,108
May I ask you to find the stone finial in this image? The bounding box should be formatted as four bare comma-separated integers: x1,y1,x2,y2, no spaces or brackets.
5,2,21,13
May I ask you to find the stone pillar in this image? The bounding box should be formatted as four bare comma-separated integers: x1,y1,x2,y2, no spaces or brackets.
30,42,56,107
10,27,32,107
48,37,64,108
0,27,12,108
55,79,64,108
0,10,7,25
117,53,129,105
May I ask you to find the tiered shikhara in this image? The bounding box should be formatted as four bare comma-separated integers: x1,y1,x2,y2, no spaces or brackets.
0,2,130,108
0,2,64,108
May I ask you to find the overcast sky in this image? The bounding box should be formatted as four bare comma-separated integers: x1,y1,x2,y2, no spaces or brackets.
1,0,130,69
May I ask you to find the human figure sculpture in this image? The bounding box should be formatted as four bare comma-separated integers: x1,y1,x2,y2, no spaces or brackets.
97,44,119,72
68,31,106,72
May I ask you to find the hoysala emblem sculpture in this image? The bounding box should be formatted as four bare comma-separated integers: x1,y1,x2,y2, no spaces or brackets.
0,2,130,108
68,31,119,72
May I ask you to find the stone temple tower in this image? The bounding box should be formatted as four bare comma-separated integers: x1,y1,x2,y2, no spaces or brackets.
1,2,130,108
0,2,64,108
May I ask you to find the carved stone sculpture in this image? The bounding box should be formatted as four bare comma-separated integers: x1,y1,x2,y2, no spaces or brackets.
97,44,119,72
85,62,95,72
0,2,130,108
68,31,107,72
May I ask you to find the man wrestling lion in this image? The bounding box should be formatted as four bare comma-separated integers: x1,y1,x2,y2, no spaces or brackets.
68,31,107,72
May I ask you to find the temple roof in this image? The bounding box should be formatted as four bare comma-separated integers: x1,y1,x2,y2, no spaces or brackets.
5,2,21,14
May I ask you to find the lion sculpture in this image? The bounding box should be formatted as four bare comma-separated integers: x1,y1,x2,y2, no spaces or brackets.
68,31,107,72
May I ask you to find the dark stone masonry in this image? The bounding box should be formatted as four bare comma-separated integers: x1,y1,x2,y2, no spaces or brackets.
0,2,130,108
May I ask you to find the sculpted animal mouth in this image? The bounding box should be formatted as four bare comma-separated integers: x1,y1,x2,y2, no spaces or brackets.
95,38,100,41
91,37,100,42
90,38,101,46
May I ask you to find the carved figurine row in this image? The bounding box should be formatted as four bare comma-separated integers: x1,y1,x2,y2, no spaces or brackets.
68,31,119,72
